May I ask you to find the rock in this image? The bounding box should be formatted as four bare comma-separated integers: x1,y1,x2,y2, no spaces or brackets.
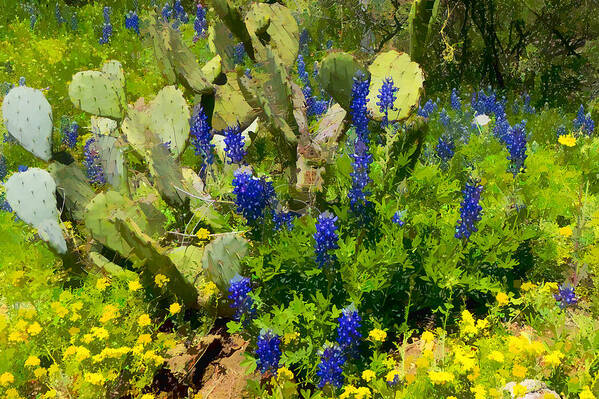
503,379,561,399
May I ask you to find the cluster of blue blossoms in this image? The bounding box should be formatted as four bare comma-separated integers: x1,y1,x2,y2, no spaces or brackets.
376,77,398,128
99,7,112,45
189,105,214,176
125,11,140,35
316,343,346,388
0,155,7,182
83,138,106,185
162,1,189,29
193,3,208,41
574,105,595,136
228,274,256,321
61,118,79,149
504,120,528,176
455,180,483,240
296,55,328,118
555,284,578,309
233,43,246,65
313,212,340,268
256,329,282,374
223,125,246,165
231,169,276,227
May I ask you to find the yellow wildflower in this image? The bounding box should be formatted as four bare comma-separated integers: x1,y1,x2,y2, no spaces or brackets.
75,346,91,362
354,387,371,399
488,350,504,363
201,281,217,298
96,277,110,291
138,314,151,327
6,388,20,399
460,310,478,335
385,369,401,384
513,383,528,398
91,327,109,340
383,355,396,369
84,372,105,386
48,364,60,375
543,393,557,399
580,386,596,399
521,281,537,291
362,369,375,382
69,312,81,322
559,225,573,237
138,334,152,345
428,370,454,385
340,386,358,399
453,346,477,371
25,355,41,367
155,274,170,288
50,302,68,318
277,367,294,380
196,228,211,241
140,395,155,399
34,367,47,378
558,134,576,147
68,327,80,336
283,331,299,344
447,397,458,399
0,372,14,386
128,280,142,292
544,350,564,368
496,292,509,306
471,385,487,399
368,328,387,342
27,321,42,336
421,330,435,343
512,364,527,379
169,303,182,315
100,305,119,323
42,390,57,399
71,302,83,312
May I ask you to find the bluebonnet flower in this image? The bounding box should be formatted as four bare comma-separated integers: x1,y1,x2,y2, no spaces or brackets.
0,193,12,213
377,77,398,128
228,275,256,321
25,4,37,30
450,88,461,111
0,155,7,181
71,12,78,31
556,125,567,138
231,169,276,226
435,135,455,163
439,108,450,127
99,7,113,45
299,28,310,52
348,138,372,210
455,180,483,240
314,212,339,268
522,93,535,114
316,343,346,388
350,70,370,143
493,116,511,143
297,54,310,86
62,120,79,149
125,11,140,35
504,120,527,176
417,99,437,118
326,39,333,49
272,209,296,231
189,105,214,176
18,165,28,172
193,3,207,41
173,1,188,23
256,329,282,374
336,304,361,352
83,138,106,185
223,124,246,165
162,2,173,22
392,210,405,226
233,43,246,65
554,284,578,309
55,3,65,25
471,88,506,118
18,77,25,87
312,61,319,79
574,105,595,136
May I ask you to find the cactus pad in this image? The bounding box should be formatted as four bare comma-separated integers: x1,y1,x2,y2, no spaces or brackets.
1,86,53,161
366,50,424,122
202,234,249,293
48,162,95,222
212,73,258,131
317,52,369,111
5,168,66,253
69,68,126,119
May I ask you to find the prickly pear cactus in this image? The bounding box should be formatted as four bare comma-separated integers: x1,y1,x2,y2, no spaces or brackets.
210,23,238,72
317,52,369,111
201,55,223,84
1,86,53,161
84,191,165,258
113,214,199,307
89,251,138,280
244,2,299,66
69,65,126,119
122,87,190,158
367,50,424,122
202,234,249,293
90,116,118,137
101,60,126,88
5,168,66,253
210,0,255,61
409,0,440,64
148,143,188,207
212,73,258,131
48,162,95,222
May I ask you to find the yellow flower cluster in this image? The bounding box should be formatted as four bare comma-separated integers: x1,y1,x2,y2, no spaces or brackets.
368,328,387,342
277,366,294,380
155,274,170,288
428,370,454,385
459,310,488,336
558,134,576,147
93,347,131,363
283,331,299,344
362,369,375,382
339,385,371,399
